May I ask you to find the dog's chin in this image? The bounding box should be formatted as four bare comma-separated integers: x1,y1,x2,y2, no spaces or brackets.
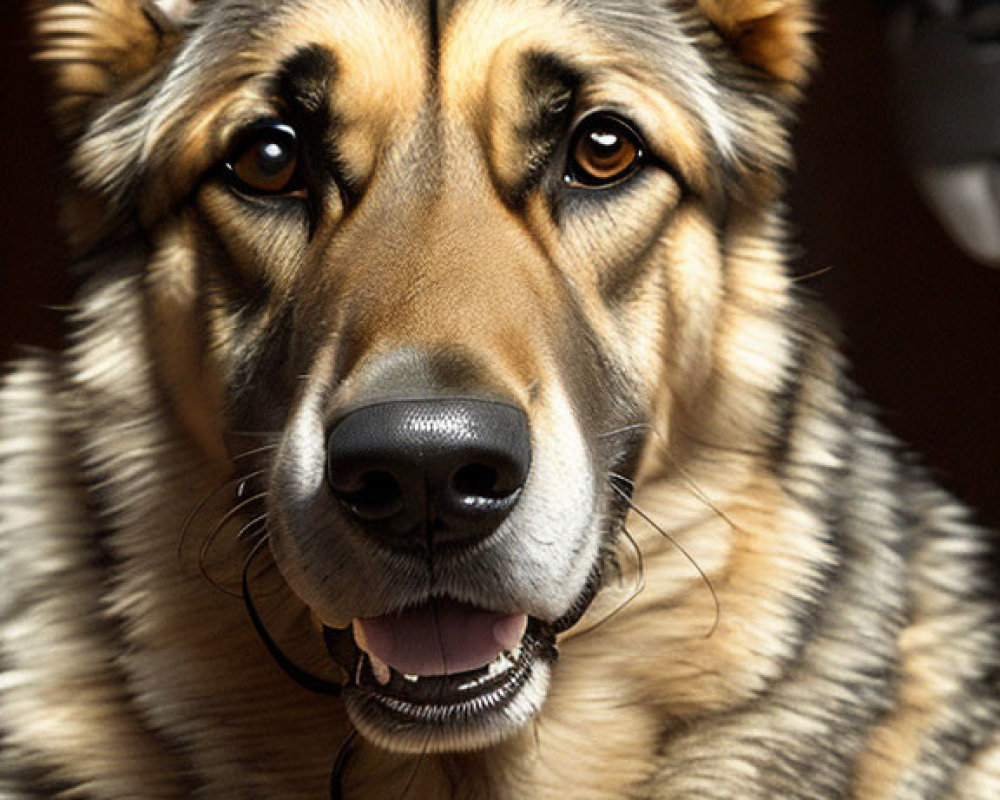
317,576,600,754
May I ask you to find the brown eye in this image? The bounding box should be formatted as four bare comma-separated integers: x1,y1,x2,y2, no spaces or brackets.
567,114,644,187
224,122,304,197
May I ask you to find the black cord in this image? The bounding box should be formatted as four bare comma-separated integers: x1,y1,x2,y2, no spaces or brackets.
241,539,345,696
329,729,360,799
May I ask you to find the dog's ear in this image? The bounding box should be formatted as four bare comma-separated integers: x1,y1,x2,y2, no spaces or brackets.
694,0,815,89
32,0,195,138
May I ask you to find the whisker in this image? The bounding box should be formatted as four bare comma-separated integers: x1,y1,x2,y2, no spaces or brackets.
648,435,749,542
198,492,267,598
608,478,721,639
237,513,270,541
231,443,279,462
792,265,833,283
176,470,265,564
597,422,653,440
208,491,270,544
608,471,635,488
197,560,244,599
567,521,646,638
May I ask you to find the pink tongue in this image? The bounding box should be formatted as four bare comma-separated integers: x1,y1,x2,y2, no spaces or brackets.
356,600,527,677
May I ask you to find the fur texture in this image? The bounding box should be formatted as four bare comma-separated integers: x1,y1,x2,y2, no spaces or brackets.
2,0,999,797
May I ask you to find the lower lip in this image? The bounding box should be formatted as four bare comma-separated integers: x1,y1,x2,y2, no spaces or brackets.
341,620,557,748
354,652,532,722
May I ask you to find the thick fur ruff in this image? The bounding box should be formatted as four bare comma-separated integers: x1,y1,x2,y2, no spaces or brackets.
2,1,999,797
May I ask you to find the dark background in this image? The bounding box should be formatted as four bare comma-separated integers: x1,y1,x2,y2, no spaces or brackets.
2,1,999,532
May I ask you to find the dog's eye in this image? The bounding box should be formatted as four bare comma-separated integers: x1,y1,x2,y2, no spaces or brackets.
566,114,644,188
224,122,304,197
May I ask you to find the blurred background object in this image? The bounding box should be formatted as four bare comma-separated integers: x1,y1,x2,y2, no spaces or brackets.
886,0,1000,267
786,0,1000,535
2,0,998,533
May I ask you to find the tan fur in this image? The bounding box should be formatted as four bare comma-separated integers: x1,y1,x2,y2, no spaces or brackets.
695,0,816,86
3,2,999,798
32,0,182,136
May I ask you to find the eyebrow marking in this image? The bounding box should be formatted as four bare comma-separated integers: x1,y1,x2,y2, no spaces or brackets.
272,44,363,211
519,51,579,138
429,0,442,85
489,50,580,209
276,44,337,118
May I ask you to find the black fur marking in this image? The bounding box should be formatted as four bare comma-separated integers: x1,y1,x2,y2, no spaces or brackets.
496,51,580,209
899,686,1000,798
767,321,810,469
0,751,78,800
429,0,442,82
273,45,365,214
278,45,336,119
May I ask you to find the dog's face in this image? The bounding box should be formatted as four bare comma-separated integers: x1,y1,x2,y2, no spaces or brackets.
37,0,812,754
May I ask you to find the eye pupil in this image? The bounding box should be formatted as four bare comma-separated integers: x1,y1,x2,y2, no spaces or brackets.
568,115,643,187
225,122,303,196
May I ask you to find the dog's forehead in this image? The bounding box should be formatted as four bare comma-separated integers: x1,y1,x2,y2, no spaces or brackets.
245,0,706,116
438,0,699,80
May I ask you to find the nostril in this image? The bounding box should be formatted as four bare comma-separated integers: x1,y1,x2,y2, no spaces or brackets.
452,464,502,500
451,462,523,502
332,470,405,522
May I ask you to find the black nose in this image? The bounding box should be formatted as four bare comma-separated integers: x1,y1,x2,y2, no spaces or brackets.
326,399,531,549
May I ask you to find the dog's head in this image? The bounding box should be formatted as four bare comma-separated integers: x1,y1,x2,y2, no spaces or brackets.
35,0,813,753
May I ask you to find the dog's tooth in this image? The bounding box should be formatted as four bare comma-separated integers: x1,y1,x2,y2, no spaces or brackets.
352,618,370,653
487,652,512,678
403,674,420,683
370,654,391,686
352,619,391,684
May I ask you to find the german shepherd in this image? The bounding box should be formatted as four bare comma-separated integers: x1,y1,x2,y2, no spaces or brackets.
2,0,998,797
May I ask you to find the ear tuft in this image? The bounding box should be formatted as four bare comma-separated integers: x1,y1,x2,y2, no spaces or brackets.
32,0,192,137
696,0,815,88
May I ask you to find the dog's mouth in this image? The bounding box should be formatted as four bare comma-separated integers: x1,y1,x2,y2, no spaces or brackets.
319,579,598,752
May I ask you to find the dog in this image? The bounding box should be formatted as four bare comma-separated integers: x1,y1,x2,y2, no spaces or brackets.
2,0,999,797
